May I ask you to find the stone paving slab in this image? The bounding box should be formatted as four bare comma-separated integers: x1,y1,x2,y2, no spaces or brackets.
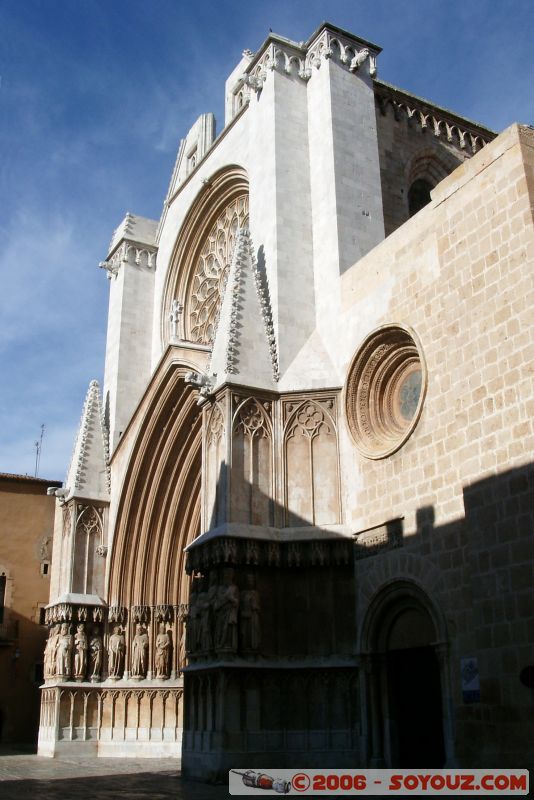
0,750,241,800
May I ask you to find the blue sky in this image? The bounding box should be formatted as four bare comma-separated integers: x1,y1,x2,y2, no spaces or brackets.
1,0,533,480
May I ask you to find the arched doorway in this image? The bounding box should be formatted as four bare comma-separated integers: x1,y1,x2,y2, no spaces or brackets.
361,581,454,768
385,604,445,766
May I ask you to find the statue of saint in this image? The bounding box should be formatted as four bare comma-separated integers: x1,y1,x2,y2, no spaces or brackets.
214,569,239,653
197,576,213,653
155,624,171,679
44,625,58,680
185,579,200,655
131,624,149,678
239,573,261,652
74,623,88,680
178,604,187,671
56,623,73,678
89,626,103,681
108,625,125,679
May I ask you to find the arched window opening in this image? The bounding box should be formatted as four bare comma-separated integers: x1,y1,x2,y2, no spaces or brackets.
408,178,433,217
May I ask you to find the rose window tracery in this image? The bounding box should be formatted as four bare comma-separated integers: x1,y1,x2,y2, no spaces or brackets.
188,195,249,344
345,325,427,459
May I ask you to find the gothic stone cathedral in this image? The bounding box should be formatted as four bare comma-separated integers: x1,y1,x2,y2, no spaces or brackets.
39,22,534,777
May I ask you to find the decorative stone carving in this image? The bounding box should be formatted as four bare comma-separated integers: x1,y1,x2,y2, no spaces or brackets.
44,625,59,681
77,505,103,537
39,535,51,561
184,370,213,399
185,580,199,655
96,545,108,557
186,536,352,573
131,624,149,679
188,195,248,344
108,605,127,625
155,624,172,679
349,48,370,72
108,626,126,679
207,404,224,446
56,623,73,679
239,574,260,653
345,324,427,459
178,603,188,670
169,299,183,339
154,604,173,623
74,623,88,681
62,503,73,536
131,605,150,624
374,85,492,154
214,569,239,653
234,398,270,438
288,401,333,439
305,28,377,78
99,237,157,280
66,380,111,495
89,626,103,682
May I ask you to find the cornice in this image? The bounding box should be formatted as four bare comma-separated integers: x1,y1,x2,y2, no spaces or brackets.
243,21,380,89
99,239,158,280
374,79,496,154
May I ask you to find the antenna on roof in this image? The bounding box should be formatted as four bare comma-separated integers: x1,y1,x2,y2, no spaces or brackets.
34,423,45,477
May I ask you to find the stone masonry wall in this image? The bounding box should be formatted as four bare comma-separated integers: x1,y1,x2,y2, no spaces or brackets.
342,124,534,765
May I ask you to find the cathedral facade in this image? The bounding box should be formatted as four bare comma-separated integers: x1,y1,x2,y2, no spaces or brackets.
39,22,534,776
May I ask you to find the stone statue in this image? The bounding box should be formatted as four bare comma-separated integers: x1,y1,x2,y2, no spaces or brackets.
74,623,88,681
178,604,187,670
56,623,73,678
198,575,214,653
186,579,200,655
240,573,261,653
89,626,103,681
155,624,171,679
131,623,149,678
108,625,125,679
214,569,239,653
44,625,58,680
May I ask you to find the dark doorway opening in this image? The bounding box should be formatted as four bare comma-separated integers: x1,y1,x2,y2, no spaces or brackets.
408,178,433,216
387,644,445,767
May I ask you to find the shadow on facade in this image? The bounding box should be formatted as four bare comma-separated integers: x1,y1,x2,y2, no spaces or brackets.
0,608,47,750
186,457,534,772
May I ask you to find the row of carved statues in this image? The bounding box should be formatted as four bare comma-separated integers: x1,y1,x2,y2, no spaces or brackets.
42,570,261,681
186,569,260,657
43,621,179,682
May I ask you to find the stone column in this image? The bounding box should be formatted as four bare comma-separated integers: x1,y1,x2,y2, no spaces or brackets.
435,641,457,767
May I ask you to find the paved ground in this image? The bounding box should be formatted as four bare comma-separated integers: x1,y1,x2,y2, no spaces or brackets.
0,747,237,799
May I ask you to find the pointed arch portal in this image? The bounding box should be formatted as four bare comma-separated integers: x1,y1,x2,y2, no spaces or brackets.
108,363,202,611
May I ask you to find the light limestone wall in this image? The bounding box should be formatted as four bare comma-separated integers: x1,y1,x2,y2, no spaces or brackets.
338,124,534,762
271,70,315,376
339,123,534,535
299,58,385,392
330,64,385,274
103,259,155,452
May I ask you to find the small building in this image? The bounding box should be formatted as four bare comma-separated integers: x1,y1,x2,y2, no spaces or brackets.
0,473,60,744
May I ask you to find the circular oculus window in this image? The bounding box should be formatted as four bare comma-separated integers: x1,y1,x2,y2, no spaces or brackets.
345,325,427,459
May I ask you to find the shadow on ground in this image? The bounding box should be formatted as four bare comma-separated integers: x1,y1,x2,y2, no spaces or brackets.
0,772,235,800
